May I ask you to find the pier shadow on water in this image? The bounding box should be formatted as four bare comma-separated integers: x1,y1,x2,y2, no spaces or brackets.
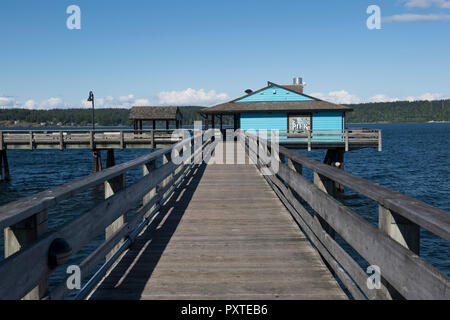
89,163,207,300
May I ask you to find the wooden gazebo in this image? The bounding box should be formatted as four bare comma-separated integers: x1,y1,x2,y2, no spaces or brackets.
129,106,183,130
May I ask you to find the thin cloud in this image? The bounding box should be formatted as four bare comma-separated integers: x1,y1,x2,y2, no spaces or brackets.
157,88,229,106
311,90,361,104
0,96,17,108
80,94,150,109
312,91,447,104
383,13,450,22
39,97,69,109
404,0,450,9
369,93,446,102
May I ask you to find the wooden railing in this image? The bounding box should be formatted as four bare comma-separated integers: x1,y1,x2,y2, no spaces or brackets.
247,129,382,152
241,132,450,300
0,129,214,300
0,129,187,150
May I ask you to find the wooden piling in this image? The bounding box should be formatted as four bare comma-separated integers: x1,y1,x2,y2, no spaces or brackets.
324,149,345,194
106,149,115,168
0,150,2,182
92,150,103,173
2,150,10,181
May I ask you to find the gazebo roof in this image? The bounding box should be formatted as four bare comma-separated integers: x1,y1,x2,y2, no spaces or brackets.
129,106,182,121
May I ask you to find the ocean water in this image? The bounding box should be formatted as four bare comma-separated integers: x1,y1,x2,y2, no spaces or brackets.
0,123,448,296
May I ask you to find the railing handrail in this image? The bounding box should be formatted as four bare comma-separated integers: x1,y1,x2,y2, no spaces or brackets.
0,129,189,134
242,131,450,300
0,130,202,230
0,130,212,300
275,145,450,242
0,146,171,230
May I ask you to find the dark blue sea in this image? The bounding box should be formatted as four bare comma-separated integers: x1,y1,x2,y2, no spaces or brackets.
0,123,448,297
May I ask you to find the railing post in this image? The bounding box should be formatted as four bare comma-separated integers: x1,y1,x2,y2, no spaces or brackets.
313,172,336,234
378,130,382,152
90,131,95,150
143,159,158,218
307,130,311,152
313,171,336,274
0,131,3,151
378,205,420,299
345,130,349,152
4,210,48,299
151,130,155,149
29,131,34,150
379,205,420,254
59,131,64,151
105,172,126,259
120,130,124,150
288,158,302,175
159,152,172,202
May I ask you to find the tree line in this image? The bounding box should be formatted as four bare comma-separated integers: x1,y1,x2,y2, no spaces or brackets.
0,99,449,127
345,99,450,123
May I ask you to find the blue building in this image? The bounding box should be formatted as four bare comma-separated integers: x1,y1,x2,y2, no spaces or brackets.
200,78,381,188
201,79,353,138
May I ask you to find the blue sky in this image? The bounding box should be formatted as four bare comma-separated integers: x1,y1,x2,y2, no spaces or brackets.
0,0,449,109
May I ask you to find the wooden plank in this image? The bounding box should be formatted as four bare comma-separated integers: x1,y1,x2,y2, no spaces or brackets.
89,161,345,300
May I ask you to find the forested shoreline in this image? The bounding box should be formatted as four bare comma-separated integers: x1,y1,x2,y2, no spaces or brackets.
0,99,448,127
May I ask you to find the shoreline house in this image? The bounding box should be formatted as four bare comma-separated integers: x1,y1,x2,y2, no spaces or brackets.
200,78,353,136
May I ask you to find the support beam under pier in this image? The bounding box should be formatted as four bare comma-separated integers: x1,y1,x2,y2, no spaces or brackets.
324,149,345,194
0,150,11,182
92,150,103,173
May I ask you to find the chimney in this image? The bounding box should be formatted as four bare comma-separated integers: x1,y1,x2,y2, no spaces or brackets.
291,77,305,94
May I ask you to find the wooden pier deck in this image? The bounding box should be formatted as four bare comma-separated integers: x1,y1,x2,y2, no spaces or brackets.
89,163,346,300
0,131,448,301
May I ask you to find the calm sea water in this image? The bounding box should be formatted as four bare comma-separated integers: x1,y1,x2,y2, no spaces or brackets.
0,123,448,295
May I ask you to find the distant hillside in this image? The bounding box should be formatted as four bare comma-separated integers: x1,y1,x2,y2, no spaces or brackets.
345,99,450,123
0,99,449,127
0,106,208,127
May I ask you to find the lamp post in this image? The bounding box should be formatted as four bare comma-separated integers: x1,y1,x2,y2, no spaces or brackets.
87,91,101,172
87,91,95,131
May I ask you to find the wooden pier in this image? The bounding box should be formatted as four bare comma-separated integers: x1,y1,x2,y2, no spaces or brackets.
0,129,183,151
89,163,345,300
0,128,381,151
0,130,448,300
